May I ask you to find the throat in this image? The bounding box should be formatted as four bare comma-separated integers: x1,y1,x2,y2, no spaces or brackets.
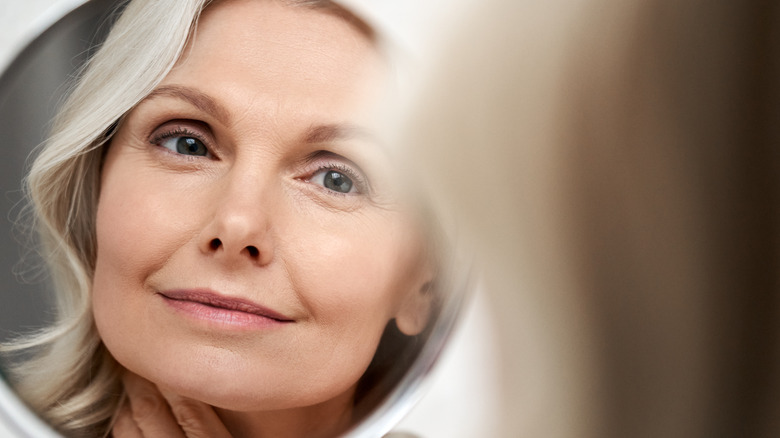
214,394,355,438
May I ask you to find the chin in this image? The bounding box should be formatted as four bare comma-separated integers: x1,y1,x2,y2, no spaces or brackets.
130,357,356,413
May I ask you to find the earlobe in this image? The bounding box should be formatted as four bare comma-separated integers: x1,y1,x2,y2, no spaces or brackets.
395,281,434,336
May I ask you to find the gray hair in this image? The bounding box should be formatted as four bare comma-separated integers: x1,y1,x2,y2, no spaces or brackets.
3,1,212,435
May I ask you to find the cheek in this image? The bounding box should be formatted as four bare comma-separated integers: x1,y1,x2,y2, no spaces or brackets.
92,156,155,363
277,218,424,403
94,151,145,299
94,148,204,286
289,214,422,326
92,149,202,363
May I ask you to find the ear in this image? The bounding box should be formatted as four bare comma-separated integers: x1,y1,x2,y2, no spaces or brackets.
394,280,434,336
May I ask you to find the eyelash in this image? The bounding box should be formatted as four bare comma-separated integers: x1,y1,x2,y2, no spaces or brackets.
149,126,212,156
309,162,369,195
148,124,369,196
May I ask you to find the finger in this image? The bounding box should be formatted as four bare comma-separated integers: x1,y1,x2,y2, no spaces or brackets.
111,399,143,438
122,372,187,438
159,389,233,438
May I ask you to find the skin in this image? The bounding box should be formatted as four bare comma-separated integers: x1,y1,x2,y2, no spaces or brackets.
93,1,432,437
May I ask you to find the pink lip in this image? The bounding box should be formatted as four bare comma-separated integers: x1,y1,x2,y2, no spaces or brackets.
158,289,293,329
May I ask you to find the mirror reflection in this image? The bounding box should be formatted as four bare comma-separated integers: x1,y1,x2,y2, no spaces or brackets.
0,1,462,437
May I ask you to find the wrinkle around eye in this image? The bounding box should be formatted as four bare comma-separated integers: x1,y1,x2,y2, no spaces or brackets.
287,178,365,214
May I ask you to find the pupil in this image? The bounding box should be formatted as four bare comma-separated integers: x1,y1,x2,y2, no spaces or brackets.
177,137,206,156
324,171,352,193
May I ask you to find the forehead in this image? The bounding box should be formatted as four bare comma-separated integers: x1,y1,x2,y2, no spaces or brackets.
197,0,375,46
155,0,385,125
277,0,377,42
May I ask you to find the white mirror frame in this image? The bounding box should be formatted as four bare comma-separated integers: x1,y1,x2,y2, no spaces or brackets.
0,2,486,437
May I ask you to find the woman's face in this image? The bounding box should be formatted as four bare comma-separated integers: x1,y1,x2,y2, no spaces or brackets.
92,0,431,414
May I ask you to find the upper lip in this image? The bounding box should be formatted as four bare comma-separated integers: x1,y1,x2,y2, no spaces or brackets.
157,289,294,322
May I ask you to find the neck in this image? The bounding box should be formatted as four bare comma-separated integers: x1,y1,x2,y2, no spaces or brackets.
214,391,355,438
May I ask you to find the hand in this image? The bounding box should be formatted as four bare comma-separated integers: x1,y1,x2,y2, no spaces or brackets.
113,371,233,438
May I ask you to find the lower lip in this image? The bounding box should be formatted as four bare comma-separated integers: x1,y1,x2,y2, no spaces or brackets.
160,296,289,330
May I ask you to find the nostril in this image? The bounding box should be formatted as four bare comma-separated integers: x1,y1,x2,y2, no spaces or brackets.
210,238,222,250
246,246,259,258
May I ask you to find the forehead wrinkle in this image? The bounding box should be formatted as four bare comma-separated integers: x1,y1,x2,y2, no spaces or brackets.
145,85,231,125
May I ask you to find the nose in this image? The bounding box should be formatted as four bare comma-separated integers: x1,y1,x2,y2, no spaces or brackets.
198,173,275,267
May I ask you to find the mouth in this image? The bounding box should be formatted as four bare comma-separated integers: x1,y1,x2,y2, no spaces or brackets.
157,289,294,328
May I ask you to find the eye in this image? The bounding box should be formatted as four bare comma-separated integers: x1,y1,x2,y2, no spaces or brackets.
159,136,209,156
310,169,356,194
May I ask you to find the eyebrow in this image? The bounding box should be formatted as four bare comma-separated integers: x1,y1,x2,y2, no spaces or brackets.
145,85,230,125
145,85,377,146
304,123,376,144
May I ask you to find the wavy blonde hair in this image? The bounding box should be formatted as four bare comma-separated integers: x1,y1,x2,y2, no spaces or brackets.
0,1,414,437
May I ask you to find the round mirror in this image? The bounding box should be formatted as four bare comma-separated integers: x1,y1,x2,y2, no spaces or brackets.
0,0,116,343
0,1,469,437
